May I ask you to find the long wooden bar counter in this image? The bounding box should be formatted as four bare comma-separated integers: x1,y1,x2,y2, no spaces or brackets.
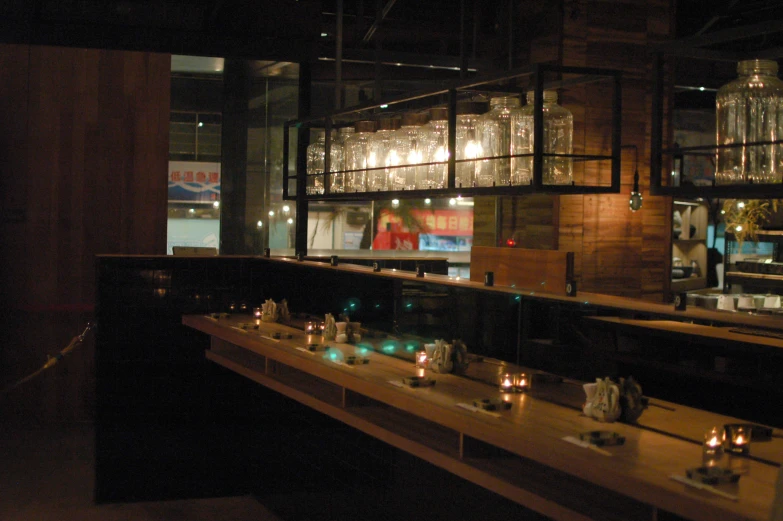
184,313,781,521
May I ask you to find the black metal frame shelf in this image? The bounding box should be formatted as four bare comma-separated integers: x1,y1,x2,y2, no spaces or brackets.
282,63,622,202
650,21,783,198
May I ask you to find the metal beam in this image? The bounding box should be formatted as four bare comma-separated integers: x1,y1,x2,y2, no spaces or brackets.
362,0,398,43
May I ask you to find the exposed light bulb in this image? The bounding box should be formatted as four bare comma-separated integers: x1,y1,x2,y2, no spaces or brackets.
737,201,745,209
268,210,275,217
735,224,743,232
256,220,263,228
449,198,457,206
287,218,294,224
282,205,290,213
629,191,643,212
213,201,220,209
391,199,400,208
424,198,431,205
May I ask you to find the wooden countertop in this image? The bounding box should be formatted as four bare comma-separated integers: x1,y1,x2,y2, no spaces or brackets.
184,314,781,521
586,317,783,352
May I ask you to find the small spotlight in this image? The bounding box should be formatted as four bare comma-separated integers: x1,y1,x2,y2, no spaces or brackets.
188,208,195,214
282,205,290,213
320,32,328,37
424,198,431,205
391,199,400,208
269,210,275,217
213,201,220,209
735,225,743,232
737,201,745,209
257,220,263,228
287,218,294,224
449,198,457,206
699,87,705,92
380,104,388,109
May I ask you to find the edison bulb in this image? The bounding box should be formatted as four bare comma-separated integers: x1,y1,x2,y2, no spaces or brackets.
629,191,643,212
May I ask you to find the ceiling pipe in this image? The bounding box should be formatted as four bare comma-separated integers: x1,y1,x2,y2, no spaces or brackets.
363,0,397,43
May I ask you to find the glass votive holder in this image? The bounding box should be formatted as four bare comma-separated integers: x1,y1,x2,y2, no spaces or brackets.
726,424,751,455
305,320,318,335
703,426,725,457
499,373,515,392
416,350,429,368
514,373,530,392
253,307,263,319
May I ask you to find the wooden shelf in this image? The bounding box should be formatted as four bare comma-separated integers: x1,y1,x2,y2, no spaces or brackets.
726,271,783,282
186,314,780,521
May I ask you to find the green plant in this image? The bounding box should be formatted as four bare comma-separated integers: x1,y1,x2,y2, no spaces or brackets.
721,199,780,249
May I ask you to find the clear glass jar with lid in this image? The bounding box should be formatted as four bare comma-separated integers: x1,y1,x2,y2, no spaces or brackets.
478,95,522,186
306,129,343,195
343,120,377,192
423,107,449,189
715,59,783,184
455,101,488,188
391,112,430,191
511,90,573,185
366,117,401,192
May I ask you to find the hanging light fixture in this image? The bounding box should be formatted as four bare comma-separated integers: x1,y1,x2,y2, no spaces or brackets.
624,145,643,212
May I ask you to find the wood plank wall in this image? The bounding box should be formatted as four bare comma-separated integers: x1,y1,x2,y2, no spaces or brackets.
0,45,170,422
475,0,674,301
558,0,674,300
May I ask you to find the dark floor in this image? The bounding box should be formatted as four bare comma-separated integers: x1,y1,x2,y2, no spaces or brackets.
0,421,283,521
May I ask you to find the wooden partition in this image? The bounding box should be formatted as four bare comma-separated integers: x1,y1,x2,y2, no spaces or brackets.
0,45,170,422
470,246,574,295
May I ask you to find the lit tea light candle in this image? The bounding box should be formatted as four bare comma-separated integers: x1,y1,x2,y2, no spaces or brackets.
726,424,751,455
416,350,428,368
253,307,263,319
499,373,514,392
514,373,529,392
305,321,318,335
703,426,724,457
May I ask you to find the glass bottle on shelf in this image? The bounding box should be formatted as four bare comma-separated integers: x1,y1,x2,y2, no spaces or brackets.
306,129,343,195
511,90,573,185
391,112,430,191
715,59,783,185
455,101,488,188
478,95,522,186
423,107,449,189
367,117,401,192
343,120,377,192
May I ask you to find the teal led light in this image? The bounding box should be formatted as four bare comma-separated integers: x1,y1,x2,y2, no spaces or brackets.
330,351,337,360
375,304,381,309
382,343,396,354
406,303,413,309
350,303,356,309
514,296,521,302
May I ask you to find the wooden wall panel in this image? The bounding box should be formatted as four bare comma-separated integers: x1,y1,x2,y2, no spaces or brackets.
0,45,170,422
555,0,674,301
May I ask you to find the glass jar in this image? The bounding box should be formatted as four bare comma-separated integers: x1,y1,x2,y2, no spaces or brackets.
366,117,401,191
478,96,522,186
716,59,783,184
455,101,488,188
511,90,573,185
306,130,343,195
423,107,449,189
343,120,377,192
391,113,430,191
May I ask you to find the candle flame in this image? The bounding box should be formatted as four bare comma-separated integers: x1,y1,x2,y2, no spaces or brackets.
707,436,720,447
735,434,745,444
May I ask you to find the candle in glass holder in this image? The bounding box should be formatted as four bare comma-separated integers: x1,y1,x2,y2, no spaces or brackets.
253,307,263,319
499,373,514,392
514,373,529,392
305,321,318,335
726,424,751,455
703,426,725,457
416,350,428,368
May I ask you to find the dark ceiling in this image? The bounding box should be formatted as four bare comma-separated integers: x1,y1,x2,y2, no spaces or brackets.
0,0,781,90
